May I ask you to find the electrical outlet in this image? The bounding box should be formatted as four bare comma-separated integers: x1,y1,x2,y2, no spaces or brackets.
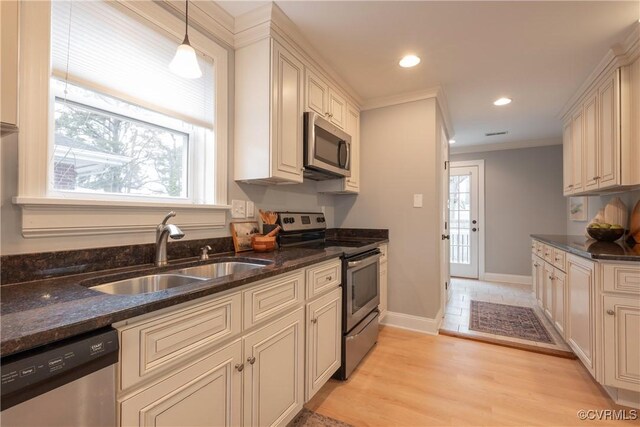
231,200,246,218
413,194,423,208
246,201,255,218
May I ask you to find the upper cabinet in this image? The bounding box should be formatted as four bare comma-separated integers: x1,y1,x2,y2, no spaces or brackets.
235,38,305,184
305,68,347,130
1,0,19,135
562,35,640,196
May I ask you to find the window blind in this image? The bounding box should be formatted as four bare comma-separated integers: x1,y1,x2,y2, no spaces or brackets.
51,1,215,130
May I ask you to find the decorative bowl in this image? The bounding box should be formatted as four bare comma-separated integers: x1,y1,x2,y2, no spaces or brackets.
251,235,277,252
586,227,624,242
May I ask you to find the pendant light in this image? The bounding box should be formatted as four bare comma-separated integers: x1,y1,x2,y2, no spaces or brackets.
169,0,202,79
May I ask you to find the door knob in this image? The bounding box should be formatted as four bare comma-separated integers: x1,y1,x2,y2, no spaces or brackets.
472,228,477,232
472,220,477,224
442,234,450,240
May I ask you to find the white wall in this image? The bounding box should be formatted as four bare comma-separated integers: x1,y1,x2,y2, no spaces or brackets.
450,144,567,276
566,190,640,235
334,98,443,320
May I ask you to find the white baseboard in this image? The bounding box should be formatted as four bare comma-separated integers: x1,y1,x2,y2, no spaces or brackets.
482,273,532,286
380,309,443,335
603,386,640,409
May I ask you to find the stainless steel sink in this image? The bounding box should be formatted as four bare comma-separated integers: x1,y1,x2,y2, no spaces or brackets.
90,274,208,295
170,262,267,279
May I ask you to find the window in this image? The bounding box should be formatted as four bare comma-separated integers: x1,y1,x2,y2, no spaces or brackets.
48,0,222,205
15,0,229,237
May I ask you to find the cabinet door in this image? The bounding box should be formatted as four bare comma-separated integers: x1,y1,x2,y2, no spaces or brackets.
543,262,554,320
571,111,584,193
120,340,242,427
379,261,388,318
583,93,599,191
562,121,573,195
566,255,596,375
344,104,360,192
553,270,566,338
598,71,620,189
306,287,342,401
305,70,328,117
603,295,640,391
532,255,543,309
243,308,304,427
0,0,18,129
271,41,304,183
328,89,347,129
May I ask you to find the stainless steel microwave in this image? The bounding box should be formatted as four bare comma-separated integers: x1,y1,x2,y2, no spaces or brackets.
303,112,351,180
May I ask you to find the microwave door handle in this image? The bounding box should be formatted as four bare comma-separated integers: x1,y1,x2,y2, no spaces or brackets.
345,140,351,170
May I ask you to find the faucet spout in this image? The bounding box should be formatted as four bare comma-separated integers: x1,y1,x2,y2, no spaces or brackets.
155,212,185,267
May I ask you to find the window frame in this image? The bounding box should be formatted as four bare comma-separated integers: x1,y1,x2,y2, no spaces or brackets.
14,0,230,238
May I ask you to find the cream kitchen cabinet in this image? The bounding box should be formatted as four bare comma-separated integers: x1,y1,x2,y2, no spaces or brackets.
603,295,640,392
562,121,573,195
566,254,596,376
304,68,346,130
596,72,619,189
305,287,341,401
583,92,599,192
379,244,388,319
571,110,585,194
243,308,305,427
531,254,544,309
543,262,554,320
1,0,19,134
317,103,361,194
552,269,567,337
235,38,305,184
120,340,243,427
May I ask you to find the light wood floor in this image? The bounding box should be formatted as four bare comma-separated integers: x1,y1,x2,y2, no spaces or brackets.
306,326,636,426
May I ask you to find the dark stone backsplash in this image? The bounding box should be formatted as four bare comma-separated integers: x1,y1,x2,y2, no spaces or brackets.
1,237,234,285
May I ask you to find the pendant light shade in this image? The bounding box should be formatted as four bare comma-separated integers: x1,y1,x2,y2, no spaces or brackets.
170,1,202,79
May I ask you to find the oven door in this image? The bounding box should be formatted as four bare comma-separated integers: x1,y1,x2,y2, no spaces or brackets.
345,250,381,332
304,112,351,178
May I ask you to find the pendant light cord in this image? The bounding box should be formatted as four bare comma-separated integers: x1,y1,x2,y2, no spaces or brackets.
184,0,190,45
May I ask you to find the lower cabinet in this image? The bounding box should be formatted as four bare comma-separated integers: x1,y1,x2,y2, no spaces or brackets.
566,254,596,376
243,309,305,427
531,254,544,308
543,262,554,319
552,270,566,338
603,295,640,392
306,287,342,401
120,340,243,427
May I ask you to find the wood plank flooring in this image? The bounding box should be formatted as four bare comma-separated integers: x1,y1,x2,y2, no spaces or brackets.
306,326,637,426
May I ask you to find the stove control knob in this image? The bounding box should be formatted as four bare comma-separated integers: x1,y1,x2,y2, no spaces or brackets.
289,217,295,223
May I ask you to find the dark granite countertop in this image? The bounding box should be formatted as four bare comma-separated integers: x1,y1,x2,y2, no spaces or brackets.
531,234,640,262
1,238,388,357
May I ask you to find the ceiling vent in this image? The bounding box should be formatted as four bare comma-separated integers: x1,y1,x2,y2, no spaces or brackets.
485,131,508,137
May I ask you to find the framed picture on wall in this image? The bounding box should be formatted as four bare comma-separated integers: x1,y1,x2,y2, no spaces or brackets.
230,221,260,252
569,196,588,221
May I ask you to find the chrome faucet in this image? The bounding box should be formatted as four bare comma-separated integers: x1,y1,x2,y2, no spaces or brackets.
155,211,185,267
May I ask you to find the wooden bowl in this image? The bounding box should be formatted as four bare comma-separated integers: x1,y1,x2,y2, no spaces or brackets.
251,235,276,252
586,227,624,242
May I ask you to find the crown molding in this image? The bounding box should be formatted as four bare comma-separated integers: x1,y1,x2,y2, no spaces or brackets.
159,0,235,48
559,21,639,120
361,86,454,138
450,137,562,155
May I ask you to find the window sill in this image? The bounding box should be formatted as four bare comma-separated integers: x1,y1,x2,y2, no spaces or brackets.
13,197,231,238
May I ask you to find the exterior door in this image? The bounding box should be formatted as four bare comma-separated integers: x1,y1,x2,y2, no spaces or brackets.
449,164,479,278
440,129,451,306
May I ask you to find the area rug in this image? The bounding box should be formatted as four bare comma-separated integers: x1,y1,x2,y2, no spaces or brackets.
469,300,554,344
288,408,353,427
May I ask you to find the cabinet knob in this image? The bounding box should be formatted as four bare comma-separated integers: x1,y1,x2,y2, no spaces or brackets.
592,176,600,180
235,363,244,372
606,309,615,316
247,356,256,365
326,276,333,281
311,318,318,324
548,275,554,280
568,184,574,188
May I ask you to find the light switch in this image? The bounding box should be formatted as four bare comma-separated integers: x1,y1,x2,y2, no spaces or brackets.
231,200,246,218
413,194,423,208
246,201,255,218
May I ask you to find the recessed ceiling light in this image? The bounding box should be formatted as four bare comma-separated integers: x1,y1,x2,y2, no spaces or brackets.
493,97,512,106
449,139,456,144
399,55,421,68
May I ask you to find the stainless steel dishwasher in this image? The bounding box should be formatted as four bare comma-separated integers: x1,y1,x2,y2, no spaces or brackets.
1,327,118,427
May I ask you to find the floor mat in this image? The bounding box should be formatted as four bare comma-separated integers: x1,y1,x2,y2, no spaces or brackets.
288,408,353,427
469,300,554,344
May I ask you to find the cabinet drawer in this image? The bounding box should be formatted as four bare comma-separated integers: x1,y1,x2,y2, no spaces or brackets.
306,259,341,299
602,263,640,294
535,241,544,257
119,292,241,391
553,248,566,271
543,245,554,263
531,240,537,254
244,270,304,329
379,244,388,264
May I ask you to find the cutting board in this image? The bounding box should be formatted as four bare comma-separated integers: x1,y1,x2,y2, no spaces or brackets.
630,200,640,244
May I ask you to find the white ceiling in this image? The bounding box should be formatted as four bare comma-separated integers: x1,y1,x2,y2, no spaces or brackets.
217,1,639,147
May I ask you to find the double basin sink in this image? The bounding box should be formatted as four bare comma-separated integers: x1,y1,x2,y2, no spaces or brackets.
90,261,268,295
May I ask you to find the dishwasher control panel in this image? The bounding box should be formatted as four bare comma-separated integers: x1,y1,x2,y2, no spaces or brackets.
1,327,118,410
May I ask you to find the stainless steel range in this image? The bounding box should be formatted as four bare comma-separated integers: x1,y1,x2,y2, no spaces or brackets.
276,212,380,380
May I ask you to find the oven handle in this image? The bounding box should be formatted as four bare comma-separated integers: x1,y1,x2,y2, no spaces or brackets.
347,252,381,268
346,311,379,341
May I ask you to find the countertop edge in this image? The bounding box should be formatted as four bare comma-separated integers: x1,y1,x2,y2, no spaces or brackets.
530,235,640,262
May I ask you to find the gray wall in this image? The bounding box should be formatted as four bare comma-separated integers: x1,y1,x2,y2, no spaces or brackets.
566,190,640,235
450,145,567,276
334,98,443,320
